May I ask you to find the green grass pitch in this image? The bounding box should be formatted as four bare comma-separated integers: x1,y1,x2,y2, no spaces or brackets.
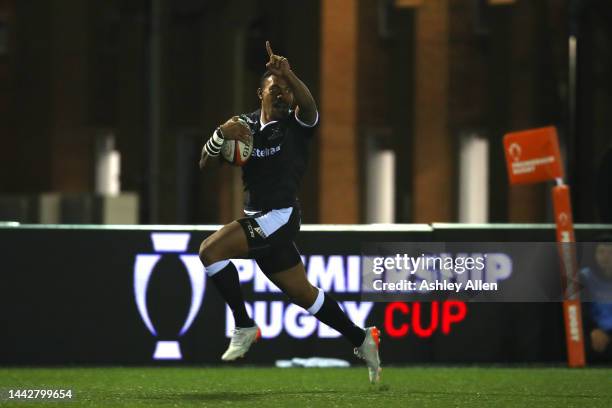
1,366,611,407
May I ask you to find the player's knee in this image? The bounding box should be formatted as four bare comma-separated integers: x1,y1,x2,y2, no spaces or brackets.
198,239,217,266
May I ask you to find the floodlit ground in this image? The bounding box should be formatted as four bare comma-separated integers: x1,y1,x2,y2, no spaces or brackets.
1,366,611,407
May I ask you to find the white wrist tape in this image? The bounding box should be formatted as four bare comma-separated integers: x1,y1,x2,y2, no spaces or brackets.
204,129,225,156
212,129,224,145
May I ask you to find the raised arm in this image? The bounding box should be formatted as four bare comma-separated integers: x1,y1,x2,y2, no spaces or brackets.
265,41,318,126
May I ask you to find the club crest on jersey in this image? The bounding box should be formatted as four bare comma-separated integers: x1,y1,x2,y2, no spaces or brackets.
253,145,281,158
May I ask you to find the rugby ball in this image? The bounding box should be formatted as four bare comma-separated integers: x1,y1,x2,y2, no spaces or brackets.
221,119,254,166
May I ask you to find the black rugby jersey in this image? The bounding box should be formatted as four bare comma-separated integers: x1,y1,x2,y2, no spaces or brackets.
237,109,317,211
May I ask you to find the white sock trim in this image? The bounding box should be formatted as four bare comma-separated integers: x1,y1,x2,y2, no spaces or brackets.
307,288,325,315
205,259,230,276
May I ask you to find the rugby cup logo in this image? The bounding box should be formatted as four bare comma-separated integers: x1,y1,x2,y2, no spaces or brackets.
134,233,205,360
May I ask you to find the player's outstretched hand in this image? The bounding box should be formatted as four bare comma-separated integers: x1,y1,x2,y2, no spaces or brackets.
220,116,252,144
265,40,291,77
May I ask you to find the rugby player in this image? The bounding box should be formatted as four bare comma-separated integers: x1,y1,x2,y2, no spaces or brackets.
198,41,381,383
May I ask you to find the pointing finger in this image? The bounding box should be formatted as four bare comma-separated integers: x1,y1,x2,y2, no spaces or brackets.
266,40,273,58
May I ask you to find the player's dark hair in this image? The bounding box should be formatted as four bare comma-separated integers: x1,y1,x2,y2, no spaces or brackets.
260,70,274,87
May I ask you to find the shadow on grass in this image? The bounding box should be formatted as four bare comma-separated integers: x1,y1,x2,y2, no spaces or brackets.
145,390,340,402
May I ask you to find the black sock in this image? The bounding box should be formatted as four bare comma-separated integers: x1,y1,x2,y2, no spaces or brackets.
314,292,366,347
209,262,254,328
